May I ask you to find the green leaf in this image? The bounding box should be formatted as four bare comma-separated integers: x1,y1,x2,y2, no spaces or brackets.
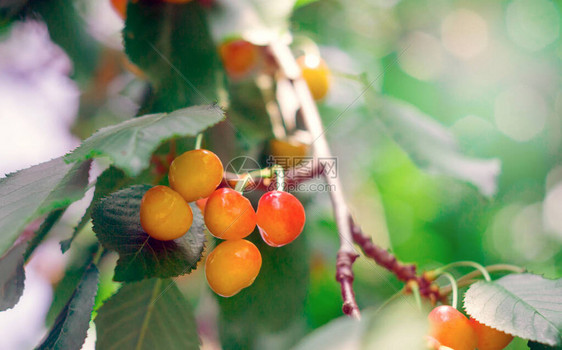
292,296,430,350
91,185,206,282
61,167,131,253
362,84,500,196
38,263,99,350
0,241,26,311
46,242,99,326
218,233,309,349
294,0,319,9
124,1,221,112
95,278,200,350
464,273,562,347
0,158,91,256
27,0,100,83
291,314,364,350
25,208,66,261
64,105,224,176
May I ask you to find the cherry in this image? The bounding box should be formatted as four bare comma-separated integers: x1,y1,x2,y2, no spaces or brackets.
140,185,193,241
110,0,127,19
469,318,513,350
205,239,262,297
204,188,257,240
297,55,330,101
269,138,309,168
168,149,223,203
219,39,260,79
256,191,306,247
427,305,477,350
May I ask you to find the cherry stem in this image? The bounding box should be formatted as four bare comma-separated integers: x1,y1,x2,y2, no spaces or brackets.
272,165,285,192
231,167,282,192
434,261,492,282
409,281,423,311
234,173,253,193
440,272,458,309
195,133,203,150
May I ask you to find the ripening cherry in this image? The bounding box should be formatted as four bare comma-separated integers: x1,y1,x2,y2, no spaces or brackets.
219,39,260,79
427,305,478,350
204,188,257,240
469,318,513,350
297,55,330,101
269,138,309,169
168,149,224,203
140,186,193,241
110,0,127,19
205,239,262,297
256,191,306,247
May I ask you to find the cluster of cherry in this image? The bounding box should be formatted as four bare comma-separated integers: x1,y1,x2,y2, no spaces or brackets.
140,149,305,297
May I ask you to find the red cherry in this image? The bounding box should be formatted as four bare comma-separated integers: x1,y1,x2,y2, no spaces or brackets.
204,188,257,240
256,191,305,247
428,305,477,350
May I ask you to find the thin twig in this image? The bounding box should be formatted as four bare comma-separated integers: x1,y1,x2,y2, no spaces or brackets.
350,217,443,304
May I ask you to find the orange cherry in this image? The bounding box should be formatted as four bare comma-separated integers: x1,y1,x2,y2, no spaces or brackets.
204,188,257,240
205,239,262,297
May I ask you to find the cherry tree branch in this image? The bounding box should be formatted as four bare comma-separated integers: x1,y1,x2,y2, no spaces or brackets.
268,41,360,319
349,217,442,303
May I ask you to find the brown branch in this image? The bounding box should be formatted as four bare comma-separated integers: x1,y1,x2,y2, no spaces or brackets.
349,217,442,304
336,250,361,318
267,41,360,318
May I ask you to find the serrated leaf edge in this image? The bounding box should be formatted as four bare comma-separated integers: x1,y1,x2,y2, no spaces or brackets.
463,280,561,346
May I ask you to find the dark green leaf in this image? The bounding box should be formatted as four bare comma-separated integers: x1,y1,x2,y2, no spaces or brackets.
0,158,90,256
218,233,309,350
3,208,70,313
95,278,200,350
27,0,99,83
92,185,206,282
25,208,66,261
124,1,220,112
64,105,224,176
38,263,99,350
464,273,562,347
61,167,131,253
46,242,99,326
0,241,26,311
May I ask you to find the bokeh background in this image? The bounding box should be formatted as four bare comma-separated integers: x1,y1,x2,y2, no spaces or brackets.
0,0,561,349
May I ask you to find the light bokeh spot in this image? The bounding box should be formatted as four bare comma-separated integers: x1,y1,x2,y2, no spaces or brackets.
506,0,560,51
398,31,444,81
442,9,489,59
494,85,547,141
